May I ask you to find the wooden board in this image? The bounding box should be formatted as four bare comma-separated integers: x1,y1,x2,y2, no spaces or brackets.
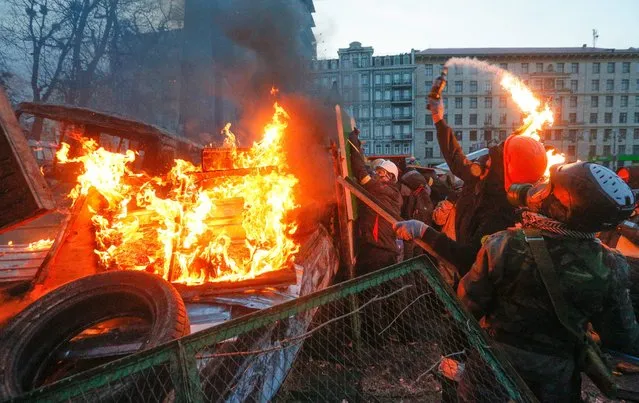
0,88,55,232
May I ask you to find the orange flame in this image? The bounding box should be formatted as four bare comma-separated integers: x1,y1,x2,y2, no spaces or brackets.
27,238,54,251
58,103,299,284
500,73,564,177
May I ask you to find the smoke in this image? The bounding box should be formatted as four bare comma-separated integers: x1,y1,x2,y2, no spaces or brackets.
444,57,508,79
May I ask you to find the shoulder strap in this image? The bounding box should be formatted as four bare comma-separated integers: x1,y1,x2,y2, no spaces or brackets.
523,228,585,342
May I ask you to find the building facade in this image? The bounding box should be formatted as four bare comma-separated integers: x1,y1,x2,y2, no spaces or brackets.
415,47,639,168
310,42,416,157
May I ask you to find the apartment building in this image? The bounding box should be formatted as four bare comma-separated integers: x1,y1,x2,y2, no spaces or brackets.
309,42,416,157
415,47,639,168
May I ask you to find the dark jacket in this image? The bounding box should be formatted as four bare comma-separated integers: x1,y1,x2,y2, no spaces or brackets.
458,229,639,401
419,119,515,275
400,170,434,225
349,140,402,255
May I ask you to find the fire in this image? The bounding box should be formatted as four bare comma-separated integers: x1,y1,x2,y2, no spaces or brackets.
500,72,564,177
27,238,54,251
57,103,299,285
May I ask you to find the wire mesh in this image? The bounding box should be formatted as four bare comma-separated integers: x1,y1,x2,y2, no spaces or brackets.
14,257,535,403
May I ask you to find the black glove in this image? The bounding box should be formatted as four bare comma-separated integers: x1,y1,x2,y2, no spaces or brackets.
348,127,361,150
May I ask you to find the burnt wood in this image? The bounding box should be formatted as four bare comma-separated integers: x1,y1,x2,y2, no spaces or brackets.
0,89,55,232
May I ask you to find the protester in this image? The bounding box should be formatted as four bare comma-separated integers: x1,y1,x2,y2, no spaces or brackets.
454,162,638,401
399,170,434,260
393,86,548,277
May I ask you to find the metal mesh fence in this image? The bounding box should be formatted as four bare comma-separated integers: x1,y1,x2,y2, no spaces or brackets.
15,257,536,403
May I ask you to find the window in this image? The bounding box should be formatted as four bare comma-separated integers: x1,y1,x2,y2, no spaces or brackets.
499,130,507,141
636,95,639,106
455,65,463,75
500,113,507,124
557,63,564,73
454,131,463,141
361,90,370,101
635,128,639,140
622,79,629,91
637,79,639,90
499,63,508,70
384,106,391,118
425,64,433,76
589,145,596,157
521,63,529,73
454,114,463,125
425,148,433,158
454,97,463,109
384,125,392,136
556,79,565,89
590,129,597,141
470,97,477,109
542,78,554,91
384,89,391,100
592,63,600,74
403,143,410,154
484,130,492,141
384,74,391,84
425,131,433,142
554,129,563,140
484,97,492,108
470,114,477,125
590,113,598,123
360,106,369,117
607,62,615,73
455,81,463,93
569,113,576,123
571,63,579,73
569,96,578,108
604,112,612,123
343,75,351,87
621,95,628,107
605,96,613,107
361,74,369,85
402,73,411,84
470,81,478,93
622,62,630,73
470,130,478,141
534,79,542,90
603,145,612,156
425,115,433,125
499,96,507,108
385,144,390,153
591,79,599,91
485,80,492,92
393,73,400,84
375,74,382,85
591,96,599,107
536,62,543,73
570,80,578,92
484,114,493,125
635,112,639,123
604,128,612,140
634,145,639,155
374,90,382,101
606,79,614,91
620,128,627,140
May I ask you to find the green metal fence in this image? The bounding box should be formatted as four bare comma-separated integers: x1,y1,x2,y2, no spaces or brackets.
14,257,537,402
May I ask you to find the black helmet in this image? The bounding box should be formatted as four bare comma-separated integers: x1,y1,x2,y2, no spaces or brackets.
507,162,635,232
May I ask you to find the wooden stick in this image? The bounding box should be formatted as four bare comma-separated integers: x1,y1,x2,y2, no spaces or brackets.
336,176,453,269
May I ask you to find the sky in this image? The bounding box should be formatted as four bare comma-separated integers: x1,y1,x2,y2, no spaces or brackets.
312,0,639,59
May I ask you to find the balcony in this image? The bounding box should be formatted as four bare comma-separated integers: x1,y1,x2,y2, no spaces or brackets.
392,80,412,87
392,114,413,121
391,98,412,104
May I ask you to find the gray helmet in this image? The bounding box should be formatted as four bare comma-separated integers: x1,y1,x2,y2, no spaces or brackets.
508,162,635,232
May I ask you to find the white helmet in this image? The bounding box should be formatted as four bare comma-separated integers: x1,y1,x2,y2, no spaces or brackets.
371,158,386,169
378,160,399,183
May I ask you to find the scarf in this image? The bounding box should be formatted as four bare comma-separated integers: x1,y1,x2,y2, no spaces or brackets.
520,211,597,240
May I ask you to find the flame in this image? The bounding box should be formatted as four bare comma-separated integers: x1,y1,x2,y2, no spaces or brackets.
57,103,299,285
28,238,54,251
7,241,13,247
500,73,554,141
500,73,564,178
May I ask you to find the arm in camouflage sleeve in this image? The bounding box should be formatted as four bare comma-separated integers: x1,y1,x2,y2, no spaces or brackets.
457,231,510,320
592,249,639,355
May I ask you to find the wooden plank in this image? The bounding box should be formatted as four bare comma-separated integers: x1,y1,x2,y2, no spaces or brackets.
0,88,55,232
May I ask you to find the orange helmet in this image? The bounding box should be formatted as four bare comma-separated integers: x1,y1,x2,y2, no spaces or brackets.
503,135,547,191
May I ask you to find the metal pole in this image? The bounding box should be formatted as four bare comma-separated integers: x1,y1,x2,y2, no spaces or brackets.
613,129,618,171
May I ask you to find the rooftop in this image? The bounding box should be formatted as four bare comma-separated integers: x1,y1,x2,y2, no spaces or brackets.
417,47,639,58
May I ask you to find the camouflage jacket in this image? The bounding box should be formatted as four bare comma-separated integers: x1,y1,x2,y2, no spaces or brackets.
458,228,639,356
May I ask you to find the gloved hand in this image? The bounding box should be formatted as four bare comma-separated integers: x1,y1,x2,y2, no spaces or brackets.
427,98,444,124
393,220,428,241
348,127,362,150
